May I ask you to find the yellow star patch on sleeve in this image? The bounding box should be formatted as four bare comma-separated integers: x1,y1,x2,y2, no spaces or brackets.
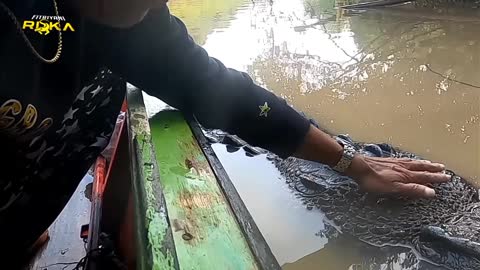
259,102,271,117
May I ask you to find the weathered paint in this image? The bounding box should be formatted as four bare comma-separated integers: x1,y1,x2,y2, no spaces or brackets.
149,110,259,270
141,137,177,270
126,88,179,270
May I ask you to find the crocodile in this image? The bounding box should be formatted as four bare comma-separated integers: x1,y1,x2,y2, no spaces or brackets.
203,121,480,270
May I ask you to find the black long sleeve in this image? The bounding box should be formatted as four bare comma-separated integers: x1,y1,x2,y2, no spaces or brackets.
87,5,310,158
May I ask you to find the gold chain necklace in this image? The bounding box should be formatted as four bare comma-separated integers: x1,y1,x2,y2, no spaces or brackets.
0,0,63,64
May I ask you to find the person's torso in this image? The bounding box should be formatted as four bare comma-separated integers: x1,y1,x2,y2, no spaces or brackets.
0,0,125,216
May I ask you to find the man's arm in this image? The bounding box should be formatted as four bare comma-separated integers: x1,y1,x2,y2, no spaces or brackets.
85,5,450,198
86,5,311,158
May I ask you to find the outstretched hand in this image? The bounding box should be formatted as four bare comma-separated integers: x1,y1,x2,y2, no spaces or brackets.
295,125,450,198
295,124,451,199
345,155,451,198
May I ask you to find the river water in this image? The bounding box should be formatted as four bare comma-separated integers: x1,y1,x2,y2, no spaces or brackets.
158,0,480,269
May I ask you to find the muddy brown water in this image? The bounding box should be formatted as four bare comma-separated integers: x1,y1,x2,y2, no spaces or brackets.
145,0,480,269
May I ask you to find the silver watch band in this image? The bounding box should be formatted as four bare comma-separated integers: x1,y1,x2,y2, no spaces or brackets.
332,141,356,173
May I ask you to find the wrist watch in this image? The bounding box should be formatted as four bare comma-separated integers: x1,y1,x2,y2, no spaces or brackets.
332,140,356,173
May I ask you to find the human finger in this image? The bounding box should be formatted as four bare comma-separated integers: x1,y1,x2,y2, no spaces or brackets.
392,166,451,184
400,159,445,172
396,182,436,198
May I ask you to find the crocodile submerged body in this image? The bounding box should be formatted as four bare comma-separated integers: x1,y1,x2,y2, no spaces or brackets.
204,125,480,270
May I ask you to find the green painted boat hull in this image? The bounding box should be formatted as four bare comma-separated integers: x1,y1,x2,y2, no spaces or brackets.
125,87,280,270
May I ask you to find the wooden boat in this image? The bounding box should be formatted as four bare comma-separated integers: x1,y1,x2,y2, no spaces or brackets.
25,86,279,270
338,0,413,9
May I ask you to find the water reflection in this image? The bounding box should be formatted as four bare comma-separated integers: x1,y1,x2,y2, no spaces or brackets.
282,234,440,270
166,0,480,269
260,8,480,183
211,145,329,266
181,0,479,182
167,0,251,44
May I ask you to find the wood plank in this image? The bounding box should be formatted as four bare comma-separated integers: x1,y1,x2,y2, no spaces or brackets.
126,87,179,270
187,116,282,270
338,0,411,9
149,110,259,270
